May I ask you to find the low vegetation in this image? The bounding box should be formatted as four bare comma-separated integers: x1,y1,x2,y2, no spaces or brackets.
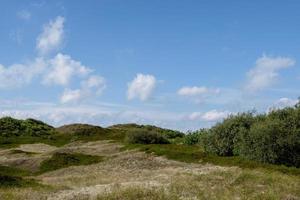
109,123,184,139
39,152,104,173
0,117,55,137
0,165,36,188
125,130,170,144
125,144,300,176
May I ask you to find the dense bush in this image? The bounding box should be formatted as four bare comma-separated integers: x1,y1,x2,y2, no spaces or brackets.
0,117,55,137
238,109,300,167
194,104,300,167
183,129,208,145
125,130,170,144
201,112,256,156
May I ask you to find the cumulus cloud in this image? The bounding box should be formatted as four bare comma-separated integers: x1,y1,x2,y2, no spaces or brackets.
187,110,230,122
43,53,91,86
0,53,93,90
36,16,65,55
245,55,295,92
81,75,106,95
60,75,106,104
127,74,156,101
17,10,31,20
0,58,46,89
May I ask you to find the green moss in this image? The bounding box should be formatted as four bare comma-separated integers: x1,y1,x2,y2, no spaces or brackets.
39,152,104,173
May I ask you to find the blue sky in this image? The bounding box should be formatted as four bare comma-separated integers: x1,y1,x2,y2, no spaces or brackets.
0,0,300,130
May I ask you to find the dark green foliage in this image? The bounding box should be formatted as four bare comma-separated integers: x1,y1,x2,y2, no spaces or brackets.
0,117,55,137
202,112,256,156
183,129,207,145
125,130,170,144
238,109,300,167
0,117,58,148
39,152,104,173
197,104,300,167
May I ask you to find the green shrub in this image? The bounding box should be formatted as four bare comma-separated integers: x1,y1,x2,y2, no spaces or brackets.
202,112,256,156
183,129,208,145
125,130,170,144
199,103,300,167
238,110,300,167
0,117,55,137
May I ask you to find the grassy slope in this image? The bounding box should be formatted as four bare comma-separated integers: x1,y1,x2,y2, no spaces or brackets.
124,144,300,176
39,152,104,174
0,165,37,188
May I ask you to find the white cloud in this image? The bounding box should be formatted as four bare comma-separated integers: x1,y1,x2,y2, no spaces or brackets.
187,112,202,120
187,110,230,122
127,74,156,101
178,86,220,96
177,86,220,104
201,110,230,122
268,97,298,111
81,75,106,95
0,58,46,89
0,53,93,90
43,53,91,86
245,55,295,92
36,16,65,55
60,89,84,103
17,10,31,20
60,75,106,104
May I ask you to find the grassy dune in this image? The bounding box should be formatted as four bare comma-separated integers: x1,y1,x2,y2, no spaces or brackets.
0,117,299,199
